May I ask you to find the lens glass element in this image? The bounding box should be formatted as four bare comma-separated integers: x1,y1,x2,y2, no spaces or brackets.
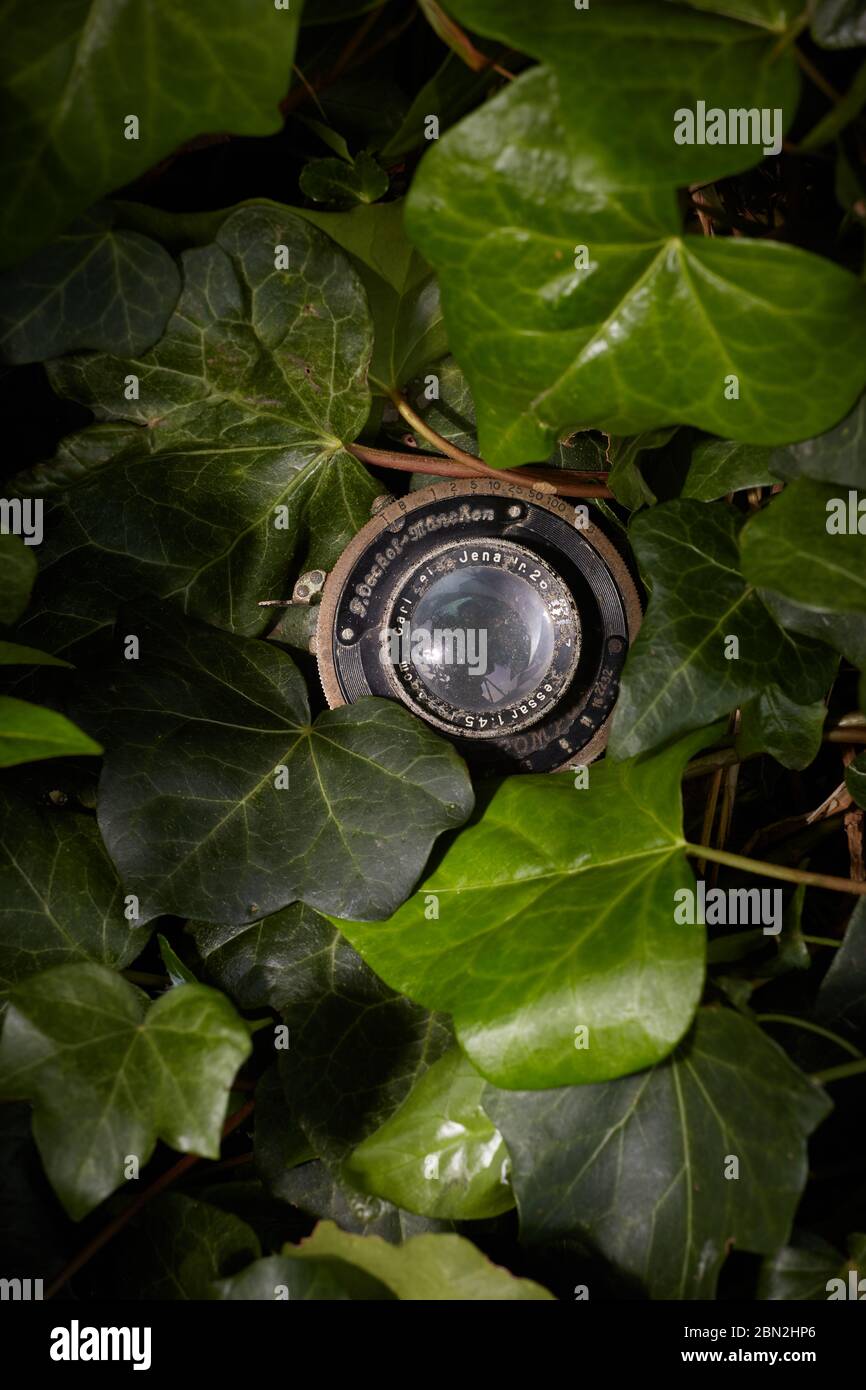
409,565,554,713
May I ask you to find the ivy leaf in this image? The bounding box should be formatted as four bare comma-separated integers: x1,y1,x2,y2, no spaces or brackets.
0,964,251,1219
0,642,69,668
216,1251,396,1300
0,534,36,625
738,687,828,770
482,1009,831,1300
335,730,715,1090
444,1,798,188
0,787,152,996
846,752,866,808
14,205,378,660
759,590,866,669
344,1048,514,1220
300,152,389,207
0,696,102,769
681,439,774,501
770,393,866,486
740,480,866,613
606,429,676,511
814,899,866,1034
406,66,866,466
0,208,180,363
672,0,801,27
0,0,303,266
380,53,491,159
813,0,866,48
80,606,474,924
274,1220,554,1299
609,501,837,761
104,1194,261,1300
758,1232,866,1300
195,904,453,1163
299,202,447,394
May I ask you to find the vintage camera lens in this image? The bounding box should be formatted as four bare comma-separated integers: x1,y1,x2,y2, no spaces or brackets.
316,481,641,773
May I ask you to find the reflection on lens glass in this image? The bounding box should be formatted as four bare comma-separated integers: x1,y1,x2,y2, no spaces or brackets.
409,565,556,713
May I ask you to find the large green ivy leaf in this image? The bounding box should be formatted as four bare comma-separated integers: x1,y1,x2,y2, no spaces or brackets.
80,606,473,924
335,730,714,1090
444,1,798,188
345,1048,513,1220
0,534,36,625
0,695,102,769
406,66,866,466
275,1220,554,1299
740,480,866,613
0,0,303,267
0,787,152,995
14,205,378,660
0,208,181,363
609,501,838,760
483,1009,831,1300
0,964,251,1219
112,198,448,398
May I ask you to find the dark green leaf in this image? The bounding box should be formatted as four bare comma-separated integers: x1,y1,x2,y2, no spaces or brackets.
0,787,152,996
81,606,473,923
216,1252,395,1300
194,904,453,1172
0,641,69,668
813,0,866,48
0,208,180,363
770,394,866,487
814,899,866,1033
336,730,715,1089
738,688,828,770
740,480,866,614
15,205,378,659
0,533,37,625
0,0,302,266
110,1194,261,1300
682,439,774,501
845,751,866,808
0,964,251,1218
758,1232,866,1299
483,1009,831,1300
300,152,389,207
610,500,837,760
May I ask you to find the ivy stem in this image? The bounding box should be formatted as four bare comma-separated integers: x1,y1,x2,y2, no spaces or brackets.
44,1099,255,1300
683,842,866,895
346,442,614,498
811,1057,866,1084
801,934,842,948
755,1013,863,1059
